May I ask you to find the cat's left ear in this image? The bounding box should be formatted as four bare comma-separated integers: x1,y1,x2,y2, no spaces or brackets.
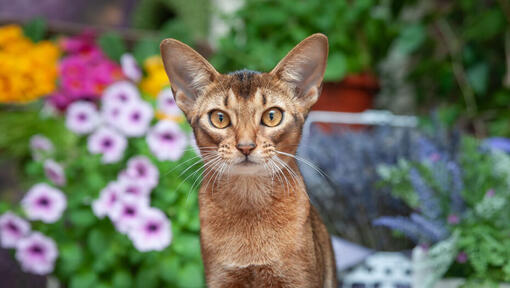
160,39,219,117
270,33,328,111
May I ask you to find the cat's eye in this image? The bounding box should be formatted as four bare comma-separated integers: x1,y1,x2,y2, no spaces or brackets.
261,108,283,127
209,110,231,129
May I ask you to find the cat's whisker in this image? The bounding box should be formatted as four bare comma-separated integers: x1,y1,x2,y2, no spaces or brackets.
274,150,330,180
203,160,227,197
178,153,218,177
163,154,209,176
178,156,220,193
184,157,223,202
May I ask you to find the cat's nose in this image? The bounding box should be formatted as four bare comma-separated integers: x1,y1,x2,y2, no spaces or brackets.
236,142,256,156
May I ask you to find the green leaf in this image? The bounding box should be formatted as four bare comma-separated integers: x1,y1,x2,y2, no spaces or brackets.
59,243,84,275
70,271,98,288
87,228,108,255
113,269,133,288
133,39,160,65
160,256,180,284
23,18,47,43
177,263,204,288
467,63,489,95
135,266,159,288
69,209,96,228
394,24,426,55
324,53,348,82
172,233,201,260
98,32,127,62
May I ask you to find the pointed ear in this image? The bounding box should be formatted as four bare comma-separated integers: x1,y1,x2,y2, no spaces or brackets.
160,39,219,116
270,33,328,111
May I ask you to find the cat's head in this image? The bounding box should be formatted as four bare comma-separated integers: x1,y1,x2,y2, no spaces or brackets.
160,34,328,175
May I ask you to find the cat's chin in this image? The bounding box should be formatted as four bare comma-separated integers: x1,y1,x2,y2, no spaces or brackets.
229,160,268,176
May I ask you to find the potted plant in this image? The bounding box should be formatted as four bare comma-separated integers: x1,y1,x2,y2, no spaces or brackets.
211,0,403,113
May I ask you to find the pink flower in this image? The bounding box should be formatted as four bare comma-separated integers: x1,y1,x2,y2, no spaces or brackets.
66,101,100,135
128,207,172,252
0,212,30,248
157,88,182,117
447,214,460,225
120,156,159,189
15,232,58,275
102,81,140,108
44,160,66,186
121,53,142,82
87,127,127,163
456,251,468,263
146,121,187,161
486,189,495,198
29,135,54,161
117,101,154,137
117,177,152,199
92,182,121,219
429,153,441,162
110,195,149,233
21,184,67,223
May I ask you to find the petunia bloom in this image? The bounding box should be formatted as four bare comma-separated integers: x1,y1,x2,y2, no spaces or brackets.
117,101,154,137
110,195,149,233
92,182,121,219
157,88,182,117
0,212,30,248
15,232,58,275
29,134,55,161
120,53,142,82
65,101,100,135
87,127,127,163
21,183,67,223
102,81,140,108
146,121,187,161
128,207,172,252
120,155,159,189
43,159,66,186
116,177,152,199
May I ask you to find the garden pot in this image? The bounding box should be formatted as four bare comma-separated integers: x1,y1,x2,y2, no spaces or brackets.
312,73,379,131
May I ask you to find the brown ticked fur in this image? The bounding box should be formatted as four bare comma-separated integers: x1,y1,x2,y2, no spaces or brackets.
161,34,337,288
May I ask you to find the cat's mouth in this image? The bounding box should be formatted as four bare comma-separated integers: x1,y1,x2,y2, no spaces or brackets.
239,158,257,166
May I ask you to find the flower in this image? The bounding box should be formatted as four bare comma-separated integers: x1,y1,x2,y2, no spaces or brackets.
102,81,140,108
121,53,142,82
0,212,30,248
486,189,495,198
92,182,120,219
120,155,159,189
447,214,459,225
117,101,154,137
21,183,67,223
483,137,510,153
140,56,170,97
44,159,66,186
156,88,182,117
146,121,187,161
87,127,127,163
128,207,172,252
456,251,468,263
116,177,152,199
15,232,58,275
189,133,200,156
66,101,100,134
110,195,149,233
29,134,54,161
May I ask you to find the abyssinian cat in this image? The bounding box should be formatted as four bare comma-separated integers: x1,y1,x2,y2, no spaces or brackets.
160,34,337,288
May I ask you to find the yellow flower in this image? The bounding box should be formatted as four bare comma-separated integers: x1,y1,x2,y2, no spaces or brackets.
0,25,60,103
140,55,170,97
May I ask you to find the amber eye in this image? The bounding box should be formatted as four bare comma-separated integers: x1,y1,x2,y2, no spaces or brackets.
261,108,283,127
209,110,231,129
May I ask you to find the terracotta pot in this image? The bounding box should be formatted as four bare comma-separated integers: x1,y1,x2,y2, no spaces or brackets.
311,73,379,131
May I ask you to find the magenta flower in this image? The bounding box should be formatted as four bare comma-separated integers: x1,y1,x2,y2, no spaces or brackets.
157,88,182,117
44,159,66,187
87,127,127,163
146,121,187,161
29,135,54,161
128,207,172,252
110,195,149,233
66,101,100,135
456,251,468,263
102,81,140,108
0,212,30,248
447,214,460,225
486,189,495,198
22,183,67,223
121,53,142,82
92,182,121,219
120,156,159,189
117,177,152,199
15,232,58,275
117,101,154,137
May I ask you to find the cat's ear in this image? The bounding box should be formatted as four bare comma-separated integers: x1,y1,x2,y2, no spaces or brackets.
160,39,219,116
270,33,328,111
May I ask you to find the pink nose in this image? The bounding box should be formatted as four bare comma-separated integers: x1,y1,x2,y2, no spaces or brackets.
236,142,256,156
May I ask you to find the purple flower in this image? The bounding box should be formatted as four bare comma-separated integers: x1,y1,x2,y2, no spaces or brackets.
22,183,67,223
483,137,510,153
146,121,187,161
120,155,159,189
102,81,140,108
117,177,152,199
44,159,66,186
110,195,149,233
447,214,460,225
87,127,127,163
29,135,54,161
120,53,142,82
117,101,154,137
456,251,468,263
65,101,100,135
101,101,123,127
128,207,172,252
157,88,182,117
0,212,30,248
486,189,495,198
92,182,121,219
15,232,58,275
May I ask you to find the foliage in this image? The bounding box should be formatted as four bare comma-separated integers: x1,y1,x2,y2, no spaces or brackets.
211,0,405,81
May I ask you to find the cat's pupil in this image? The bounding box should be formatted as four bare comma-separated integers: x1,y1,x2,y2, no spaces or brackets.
218,113,223,122
269,111,274,121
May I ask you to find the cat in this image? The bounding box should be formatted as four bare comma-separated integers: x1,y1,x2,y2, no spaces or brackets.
160,34,337,288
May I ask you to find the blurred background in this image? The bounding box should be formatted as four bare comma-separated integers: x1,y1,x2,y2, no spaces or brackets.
0,0,510,287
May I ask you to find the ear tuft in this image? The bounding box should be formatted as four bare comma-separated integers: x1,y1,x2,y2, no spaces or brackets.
271,33,328,111
160,39,219,116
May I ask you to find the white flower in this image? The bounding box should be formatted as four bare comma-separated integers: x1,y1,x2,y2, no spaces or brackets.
15,232,58,275
87,127,127,163
21,183,67,223
65,101,100,135
128,207,172,252
0,212,30,248
146,121,187,161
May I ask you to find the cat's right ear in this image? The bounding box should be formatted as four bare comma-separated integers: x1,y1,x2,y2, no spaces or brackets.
160,39,219,116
